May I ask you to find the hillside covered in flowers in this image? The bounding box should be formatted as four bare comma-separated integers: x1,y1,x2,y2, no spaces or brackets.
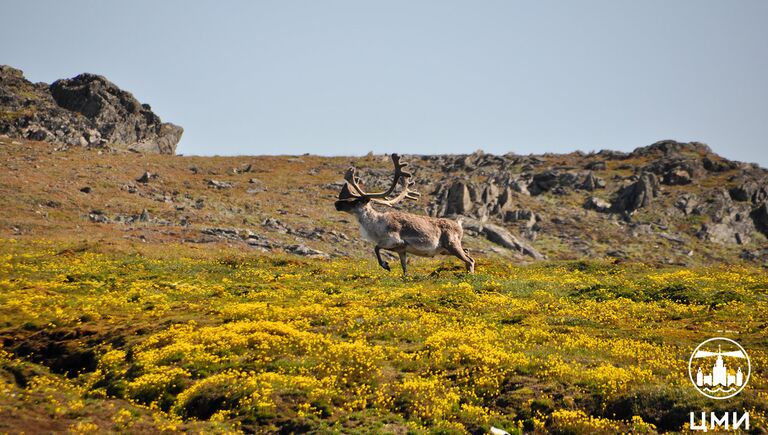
1,239,766,433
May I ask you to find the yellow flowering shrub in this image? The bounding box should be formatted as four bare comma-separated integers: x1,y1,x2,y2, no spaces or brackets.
0,240,766,433
390,376,461,423
550,409,622,434
126,367,191,406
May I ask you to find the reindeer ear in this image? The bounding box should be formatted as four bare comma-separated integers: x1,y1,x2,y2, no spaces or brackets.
338,182,357,200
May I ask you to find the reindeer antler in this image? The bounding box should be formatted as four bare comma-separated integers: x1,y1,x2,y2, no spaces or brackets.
343,167,366,197
370,177,421,206
361,154,412,199
338,154,421,206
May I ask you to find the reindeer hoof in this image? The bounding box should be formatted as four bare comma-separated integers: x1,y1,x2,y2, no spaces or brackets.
380,262,391,272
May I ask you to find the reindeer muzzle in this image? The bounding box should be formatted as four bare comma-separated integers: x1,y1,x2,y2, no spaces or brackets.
335,200,351,212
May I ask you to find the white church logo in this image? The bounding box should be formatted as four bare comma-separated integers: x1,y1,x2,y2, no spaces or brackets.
688,337,750,399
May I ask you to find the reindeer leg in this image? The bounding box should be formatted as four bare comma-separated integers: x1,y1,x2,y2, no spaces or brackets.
374,246,391,272
447,242,475,273
398,251,408,276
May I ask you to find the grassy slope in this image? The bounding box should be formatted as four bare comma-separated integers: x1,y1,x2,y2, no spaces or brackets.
0,137,360,254
0,239,766,434
1,136,765,266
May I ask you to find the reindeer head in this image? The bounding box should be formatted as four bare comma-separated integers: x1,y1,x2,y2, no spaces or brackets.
334,153,421,213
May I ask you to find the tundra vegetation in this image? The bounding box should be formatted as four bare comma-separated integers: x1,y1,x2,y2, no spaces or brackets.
1,238,766,434
1,129,768,433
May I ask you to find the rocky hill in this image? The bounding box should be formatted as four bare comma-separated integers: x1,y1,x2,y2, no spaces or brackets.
1,134,766,268
418,141,768,263
0,65,182,154
1,64,766,266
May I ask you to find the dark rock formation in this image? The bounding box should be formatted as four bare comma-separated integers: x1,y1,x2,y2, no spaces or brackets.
0,65,181,154
612,173,660,213
528,170,560,195
444,181,472,215
703,156,738,172
729,180,768,204
630,140,712,157
643,156,703,186
527,169,602,195
752,202,768,237
136,171,155,183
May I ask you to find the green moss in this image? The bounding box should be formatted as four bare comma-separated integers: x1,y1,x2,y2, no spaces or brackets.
0,108,35,121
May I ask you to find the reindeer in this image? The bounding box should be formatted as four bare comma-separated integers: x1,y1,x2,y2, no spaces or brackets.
334,154,475,275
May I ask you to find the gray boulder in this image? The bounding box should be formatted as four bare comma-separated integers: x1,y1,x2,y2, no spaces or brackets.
459,217,484,236
528,170,559,195
585,196,612,212
509,178,530,196
502,209,537,228
697,201,755,245
445,181,472,215
481,182,500,204
557,172,581,188
285,244,329,259
664,168,693,185
527,170,586,195
493,187,515,213
675,193,700,215
751,202,768,236
579,172,606,191
697,222,752,245
136,171,154,183
208,179,232,189
584,160,607,170
482,223,544,260
729,180,767,204
612,173,659,213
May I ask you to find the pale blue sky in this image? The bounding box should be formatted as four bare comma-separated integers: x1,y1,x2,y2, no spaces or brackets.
2,1,767,166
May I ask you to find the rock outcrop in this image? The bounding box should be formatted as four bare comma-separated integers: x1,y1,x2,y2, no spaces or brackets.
0,65,182,154
729,179,768,204
400,140,768,264
579,172,606,191
630,139,713,157
405,140,768,263
752,202,768,236
643,157,702,185
481,223,544,259
460,217,543,259
611,173,660,213
697,206,755,245
444,181,473,215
